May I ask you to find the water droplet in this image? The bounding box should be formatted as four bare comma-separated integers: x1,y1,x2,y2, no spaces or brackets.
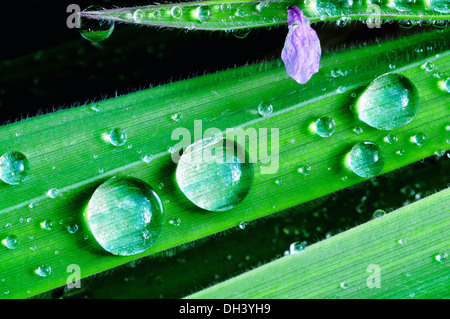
40,220,53,230
239,221,248,229
298,165,311,176
195,5,211,22
411,132,427,146
220,3,232,12
315,116,336,137
289,241,306,254
158,183,164,190
372,209,386,219
394,0,416,11
171,113,183,122
337,86,346,94
168,218,181,226
331,68,341,78
398,238,406,245
348,141,385,178
0,151,30,185
109,128,127,146
340,282,348,289
87,177,164,256
47,188,59,198
384,134,398,144
396,149,405,156
232,28,251,39
90,104,100,112
176,137,254,212
35,265,51,277
423,61,435,72
133,9,145,22
68,224,79,234
79,6,115,42
170,6,183,19
2,235,19,249
389,64,396,70
353,127,363,134
444,77,450,93
430,0,450,13
356,73,419,130
434,253,448,262
275,178,282,185
257,101,273,117
143,154,154,163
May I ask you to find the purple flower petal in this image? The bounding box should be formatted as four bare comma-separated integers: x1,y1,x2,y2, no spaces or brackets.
281,6,321,84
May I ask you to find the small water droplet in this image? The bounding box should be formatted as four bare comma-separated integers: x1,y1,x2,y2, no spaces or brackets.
90,104,101,112
170,6,183,19
239,221,248,229
298,165,311,176
423,61,435,72
396,149,405,156
356,73,419,130
411,132,427,146
289,241,306,254
232,28,251,39
220,3,232,12
109,128,127,146
275,178,282,185
340,282,348,289
384,134,398,144
434,253,448,262
0,151,31,185
373,209,386,219
35,265,51,277
195,5,211,22
158,183,164,190
79,6,115,42
40,220,53,230
315,116,336,137
430,0,450,13
389,64,396,70
143,154,154,163
168,218,181,226
87,177,165,256
337,86,346,94
133,9,145,22
171,113,183,122
348,141,385,178
257,101,273,117
444,77,450,93
2,235,19,249
47,188,59,198
353,127,363,134
68,224,79,234
331,68,342,78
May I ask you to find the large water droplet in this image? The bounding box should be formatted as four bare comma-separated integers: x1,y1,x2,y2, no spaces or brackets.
356,73,419,130
109,128,127,146
0,151,30,185
176,137,254,211
2,235,19,249
348,141,385,178
430,0,450,13
79,6,115,42
315,116,336,137
86,177,165,256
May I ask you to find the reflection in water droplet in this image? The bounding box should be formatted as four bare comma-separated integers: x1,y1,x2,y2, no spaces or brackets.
0,151,30,185
79,6,115,42
86,177,165,256
356,73,419,130
348,141,385,178
176,137,254,212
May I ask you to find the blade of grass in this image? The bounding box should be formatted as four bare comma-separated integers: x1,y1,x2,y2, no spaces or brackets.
187,186,450,299
0,28,448,298
80,0,450,31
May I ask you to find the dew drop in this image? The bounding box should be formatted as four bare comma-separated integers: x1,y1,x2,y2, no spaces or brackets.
79,6,115,42
2,235,19,249
445,77,450,93
411,132,427,146
372,209,386,219
195,5,211,22
87,177,164,256
35,265,51,277
353,127,363,134
394,0,416,11
315,116,336,137
348,141,385,178
168,218,181,226
175,137,254,212
337,86,346,94
40,220,53,230
434,253,448,262
143,154,154,163
423,61,435,71
275,178,282,185
331,68,341,78
298,165,311,176
239,221,248,229
133,9,146,22
170,6,183,19
67,224,79,234
220,3,232,12
384,134,398,144
171,113,183,122
109,128,127,146
47,188,59,199
356,73,419,130
0,151,31,185
340,282,348,289
430,0,450,13
257,101,273,117
289,241,306,254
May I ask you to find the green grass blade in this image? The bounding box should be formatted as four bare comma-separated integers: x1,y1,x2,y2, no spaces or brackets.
80,0,450,31
187,187,450,299
0,28,448,298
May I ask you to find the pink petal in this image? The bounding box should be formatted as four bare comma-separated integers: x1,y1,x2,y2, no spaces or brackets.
281,6,321,84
